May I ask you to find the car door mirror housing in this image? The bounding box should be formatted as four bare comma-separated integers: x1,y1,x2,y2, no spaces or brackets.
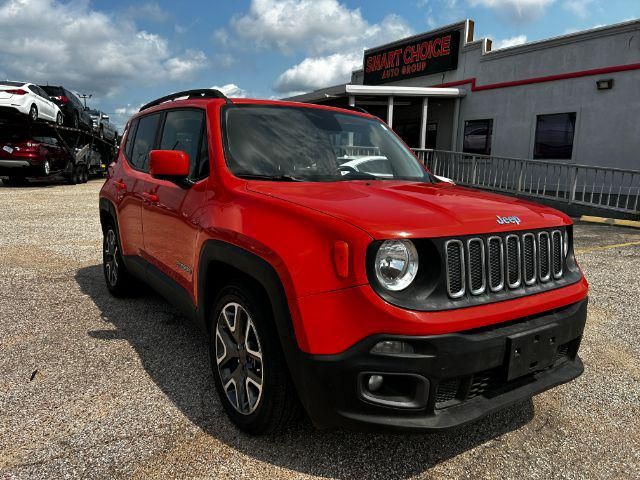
149,150,190,179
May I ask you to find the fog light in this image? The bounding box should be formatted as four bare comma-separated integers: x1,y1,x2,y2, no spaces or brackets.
371,340,414,355
367,374,384,392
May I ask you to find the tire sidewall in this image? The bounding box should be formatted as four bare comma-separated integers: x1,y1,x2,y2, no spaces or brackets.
103,224,125,294
210,285,281,432
29,105,38,122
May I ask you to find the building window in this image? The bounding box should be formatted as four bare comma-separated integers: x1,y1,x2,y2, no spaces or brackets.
463,119,493,155
534,113,576,160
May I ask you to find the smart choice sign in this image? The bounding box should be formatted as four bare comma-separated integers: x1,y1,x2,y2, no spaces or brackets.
363,30,461,85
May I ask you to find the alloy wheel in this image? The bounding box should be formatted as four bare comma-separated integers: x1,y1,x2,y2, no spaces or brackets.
215,302,264,415
43,161,50,176
103,229,119,287
30,105,37,121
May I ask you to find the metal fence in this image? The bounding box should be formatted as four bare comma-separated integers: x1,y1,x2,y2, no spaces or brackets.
412,149,640,215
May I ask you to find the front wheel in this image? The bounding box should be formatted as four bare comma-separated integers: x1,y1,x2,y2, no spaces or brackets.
102,224,134,296
211,284,299,434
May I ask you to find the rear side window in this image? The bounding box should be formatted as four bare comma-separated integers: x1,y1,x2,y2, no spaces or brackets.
130,113,160,171
159,109,209,180
124,119,138,160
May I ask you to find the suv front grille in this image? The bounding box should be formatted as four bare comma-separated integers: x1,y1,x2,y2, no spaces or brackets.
445,229,565,299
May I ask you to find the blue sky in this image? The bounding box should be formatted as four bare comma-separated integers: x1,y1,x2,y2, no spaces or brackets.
1,0,639,129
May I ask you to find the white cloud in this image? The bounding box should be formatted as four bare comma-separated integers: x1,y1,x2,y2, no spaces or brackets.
493,34,528,49
226,0,411,95
0,0,206,96
563,0,594,19
469,0,555,22
211,84,249,98
164,50,208,81
273,52,361,94
231,0,412,55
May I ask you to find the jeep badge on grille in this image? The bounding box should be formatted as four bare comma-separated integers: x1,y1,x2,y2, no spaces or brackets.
496,215,521,225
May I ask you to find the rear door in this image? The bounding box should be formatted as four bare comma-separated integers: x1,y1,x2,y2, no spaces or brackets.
30,86,54,120
115,113,162,257
140,108,210,295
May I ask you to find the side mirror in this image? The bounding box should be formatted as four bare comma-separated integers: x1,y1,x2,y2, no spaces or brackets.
149,150,190,179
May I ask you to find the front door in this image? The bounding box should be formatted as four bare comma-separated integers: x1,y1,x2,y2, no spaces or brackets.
140,108,210,295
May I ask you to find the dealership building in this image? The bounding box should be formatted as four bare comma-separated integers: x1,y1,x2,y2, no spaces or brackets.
287,19,640,170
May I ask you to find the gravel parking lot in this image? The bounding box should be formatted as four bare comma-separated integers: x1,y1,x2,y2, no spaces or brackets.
1,180,639,479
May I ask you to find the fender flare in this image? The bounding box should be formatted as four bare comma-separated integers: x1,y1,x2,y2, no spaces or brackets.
196,240,297,348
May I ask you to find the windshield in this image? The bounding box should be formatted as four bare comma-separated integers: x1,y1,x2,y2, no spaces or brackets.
223,105,430,182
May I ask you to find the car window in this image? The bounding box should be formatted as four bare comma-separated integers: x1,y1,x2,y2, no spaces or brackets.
34,86,49,99
124,119,138,160
130,113,160,171
159,109,208,180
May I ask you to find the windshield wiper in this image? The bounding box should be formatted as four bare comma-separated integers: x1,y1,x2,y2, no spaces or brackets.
338,171,380,180
235,172,306,182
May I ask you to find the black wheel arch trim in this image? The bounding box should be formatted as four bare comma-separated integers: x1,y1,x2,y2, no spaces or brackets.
197,240,314,412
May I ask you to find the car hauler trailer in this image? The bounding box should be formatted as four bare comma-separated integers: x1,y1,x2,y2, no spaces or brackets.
0,116,118,185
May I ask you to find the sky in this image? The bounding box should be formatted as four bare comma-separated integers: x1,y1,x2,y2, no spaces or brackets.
0,0,638,129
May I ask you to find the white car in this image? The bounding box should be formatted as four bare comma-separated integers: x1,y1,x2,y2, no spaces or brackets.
339,155,456,183
0,81,63,124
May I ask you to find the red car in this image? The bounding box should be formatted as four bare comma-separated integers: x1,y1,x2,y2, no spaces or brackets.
0,126,73,184
99,89,588,434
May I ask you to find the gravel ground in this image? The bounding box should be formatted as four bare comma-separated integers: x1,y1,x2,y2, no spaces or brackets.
0,180,639,479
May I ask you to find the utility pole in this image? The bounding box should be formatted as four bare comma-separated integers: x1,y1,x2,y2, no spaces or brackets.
78,94,92,109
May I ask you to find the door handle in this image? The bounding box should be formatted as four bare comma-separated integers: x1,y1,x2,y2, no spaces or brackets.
142,192,158,202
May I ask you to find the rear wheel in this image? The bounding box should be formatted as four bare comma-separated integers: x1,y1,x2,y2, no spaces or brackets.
72,113,79,129
29,105,38,122
42,160,50,177
103,223,134,296
56,112,63,125
211,283,299,434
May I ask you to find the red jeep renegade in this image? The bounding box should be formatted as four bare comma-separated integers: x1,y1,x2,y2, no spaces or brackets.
99,89,588,434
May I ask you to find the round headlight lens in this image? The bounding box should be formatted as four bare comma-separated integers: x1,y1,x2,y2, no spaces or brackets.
374,240,419,291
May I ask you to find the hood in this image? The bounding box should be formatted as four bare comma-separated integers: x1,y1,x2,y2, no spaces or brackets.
247,180,571,239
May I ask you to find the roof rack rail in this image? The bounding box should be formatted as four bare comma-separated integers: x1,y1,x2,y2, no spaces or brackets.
139,89,231,112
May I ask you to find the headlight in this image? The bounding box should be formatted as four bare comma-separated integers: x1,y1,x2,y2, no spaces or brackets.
374,240,419,291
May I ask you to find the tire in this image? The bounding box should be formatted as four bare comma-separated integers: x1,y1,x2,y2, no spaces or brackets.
29,104,38,122
82,165,89,183
42,160,50,177
102,223,134,296
67,164,80,184
56,112,63,126
210,283,299,434
72,113,79,129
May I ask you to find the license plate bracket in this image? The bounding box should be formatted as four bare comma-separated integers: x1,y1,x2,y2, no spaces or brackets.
506,324,559,381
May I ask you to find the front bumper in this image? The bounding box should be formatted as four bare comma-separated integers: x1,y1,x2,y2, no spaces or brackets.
293,299,587,431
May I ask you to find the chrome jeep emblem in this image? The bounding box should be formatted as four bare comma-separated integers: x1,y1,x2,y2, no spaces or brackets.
496,215,521,225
